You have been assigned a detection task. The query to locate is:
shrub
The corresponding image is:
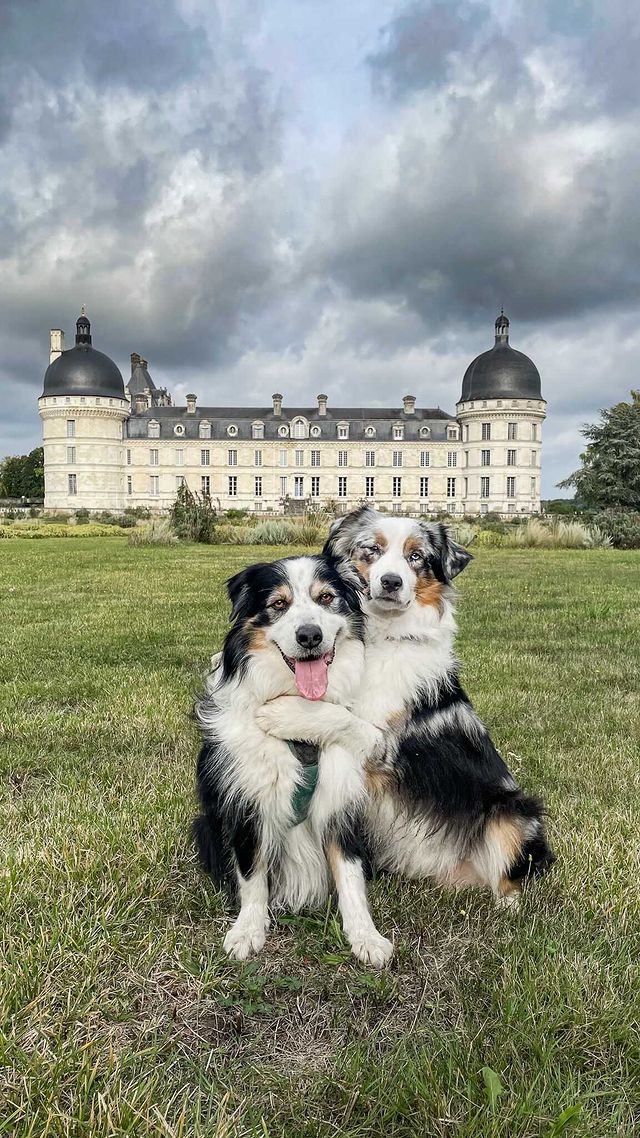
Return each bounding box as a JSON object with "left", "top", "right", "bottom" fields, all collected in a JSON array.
[
  {"left": 296, "top": 522, "right": 325, "bottom": 546},
  {"left": 42, "top": 513, "right": 70, "bottom": 524},
  {"left": 128, "top": 520, "right": 177, "bottom": 546},
  {"left": 215, "top": 524, "right": 250, "bottom": 545},
  {"left": 0, "top": 524, "right": 127, "bottom": 539},
  {"left": 223, "top": 508, "right": 249, "bottom": 524},
  {"left": 591, "top": 510, "right": 640, "bottom": 549},
  {"left": 504, "top": 518, "right": 611, "bottom": 549},
  {"left": 450, "top": 522, "right": 477, "bottom": 547},
  {"left": 170, "top": 484, "right": 216, "bottom": 543},
  {"left": 245, "top": 520, "right": 298, "bottom": 545},
  {"left": 124, "top": 505, "right": 151, "bottom": 519},
  {"left": 474, "top": 529, "right": 507, "bottom": 548},
  {"left": 75, "top": 508, "right": 90, "bottom": 525},
  {"left": 116, "top": 514, "right": 137, "bottom": 528}
]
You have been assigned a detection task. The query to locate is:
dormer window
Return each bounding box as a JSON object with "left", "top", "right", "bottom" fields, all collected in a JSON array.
[
  {"left": 337, "top": 422, "right": 349, "bottom": 440},
  {"left": 419, "top": 426, "right": 430, "bottom": 439},
  {"left": 291, "top": 417, "right": 308, "bottom": 440},
  {"left": 252, "top": 421, "right": 264, "bottom": 439},
  {"left": 365, "top": 425, "right": 376, "bottom": 438},
  {"left": 148, "top": 420, "right": 160, "bottom": 438},
  {"left": 199, "top": 420, "right": 212, "bottom": 439},
  {"left": 278, "top": 424, "right": 289, "bottom": 437},
  {"left": 174, "top": 423, "right": 185, "bottom": 437},
  {"left": 393, "top": 423, "right": 404, "bottom": 440},
  {"left": 227, "top": 424, "right": 238, "bottom": 437},
  {"left": 310, "top": 424, "right": 321, "bottom": 438},
  {"left": 447, "top": 426, "right": 459, "bottom": 441}
]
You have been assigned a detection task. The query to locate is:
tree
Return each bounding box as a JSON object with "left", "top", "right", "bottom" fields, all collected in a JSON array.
[
  {"left": 0, "top": 447, "right": 44, "bottom": 499},
  {"left": 558, "top": 391, "right": 640, "bottom": 510}
]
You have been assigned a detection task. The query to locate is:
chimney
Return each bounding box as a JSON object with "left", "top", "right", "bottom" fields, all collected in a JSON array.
[
  {"left": 141, "top": 359, "right": 148, "bottom": 369},
  {"left": 50, "top": 329, "right": 65, "bottom": 364},
  {"left": 272, "top": 393, "right": 283, "bottom": 417},
  {"left": 317, "top": 393, "right": 328, "bottom": 417},
  {"left": 186, "top": 393, "right": 197, "bottom": 414},
  {"left": 135, "top": 393, "right": 147, "bottom": 414},
  {"left": 130, "top": 352, "right": 141, "bottom": 374},
  {"left": 402, "top": 394, "right": 416, "bottom": 415}
]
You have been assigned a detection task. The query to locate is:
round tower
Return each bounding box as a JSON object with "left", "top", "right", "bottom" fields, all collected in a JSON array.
[
  {"left": 456, "top": 311, "right": 546, "bottom": 516},
  {"left": 38, "top": 309, "right": 130, "bottom": 514}
]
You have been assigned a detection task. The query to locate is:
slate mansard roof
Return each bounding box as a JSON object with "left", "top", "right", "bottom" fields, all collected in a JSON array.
[{"left": 125, "top": 405, "right": 457, "bottom": 442}]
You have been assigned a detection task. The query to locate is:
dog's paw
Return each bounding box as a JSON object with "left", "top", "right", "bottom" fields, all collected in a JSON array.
[
  {"left": 223, "top": 921, "right": 267, "bottom": 960},
  {"left": 350, "top": 930, "right": 394, "bottom": 968},
  {"left": 255, "top": 697, "right": 306, "bottom": 739},
  {"left": 495, "top": 891, "right": 521, "bottom": 911}
]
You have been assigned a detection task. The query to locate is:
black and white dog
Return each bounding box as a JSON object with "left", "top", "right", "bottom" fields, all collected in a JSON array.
[
  {"left": 257, "top": 507, "right": 555, "bottom": 905},
  {"left": 193, "top": 553, "right": 393, "bottom": 965}
]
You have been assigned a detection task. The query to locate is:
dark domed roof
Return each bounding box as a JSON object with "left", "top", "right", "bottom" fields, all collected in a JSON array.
[
  {"left": 42, "top": 310, "right": 125, "bottom": 400},
  {"left": 460, "top": 312, "right": 542, "bottom": 402}
]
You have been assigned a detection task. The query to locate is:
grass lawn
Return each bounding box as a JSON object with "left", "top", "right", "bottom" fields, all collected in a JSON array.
[{"left": 1, "top": 539, "right": 638, "bottom": 1138}]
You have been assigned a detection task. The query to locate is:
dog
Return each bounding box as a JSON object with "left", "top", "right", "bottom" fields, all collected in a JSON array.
[
  {"left": 192, "top": 553, "right": 394, "bottom": 965},
  {"left": 256, "top": 507, "right": 555, "bottom": 905}
]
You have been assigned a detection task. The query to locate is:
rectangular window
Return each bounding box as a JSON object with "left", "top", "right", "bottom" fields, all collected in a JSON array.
[
  {"left": 507, "top": 449, "right": 516, "bottom": 466},
  {"left": 280, "top": 475, "right": 288, "bottom": 497},
  {"left": 338, "top": 450, "right": 348, "bottom": 467},
  {"left": 227, "top": 449, "right": 237, "bottom": 466},
  {"left": 365, "top": 476, "right": 375, "bottom": 498},
  {"left": 393, "top": 426, "right": 404, "bottom": 440},
  {"left": 480, "top": 502, "right": 488, "bottom": 514},
  {"left": 279, "top": 449, "right": 288, "bottom": 467},
  {"left": 365, "top": 450, "right": 376, "bottom": 467},
  {"left": 447, "top": 477, "right": 456, "bottom": 498},
  {"left": 310, "top": 476, "right": 320, "bottom": 498},
  {"left": 506, "top": 476, "right": 516, "bottom": 499},
  {"left": 66, "top": 419, "right": 75, "bottom": 438},
  {"left": 67, "top": 446, "right": 76, "bottom": 464},
  {"left": 392, "top": 476, "right": 402, "bottom": 498},
  {"left": 294, "top": 476, "right": 304, "bottom": 498},
  {"left": 254, "top": 476, "right": 262, "bottom": 497},
  {"left": 392, "top": 450, "right": 403, "bottom": 467},
  {"left": 447, "top": 451, "right": 457, "bottom": 467},
  {"left": 295, "top": 449, "right": 304, "bottom": 467},
  {"left": 508, "top": 422, "right": 518, "bottom": 440},
  {"left": 420, "top": 476, "right": 429, "bottom": 498},
  {"left": 68, "top": 473, "right": 77, "bottom": 495},
  {"left": 311, "top": 450, "right": 320, "bottom": 467},
  {"left": 201, "top": 449, "right": 210, "bottom": 466},
  {"left": 464, "top": 476, "right": 468, "bottom": 497},
  {"left": 481, "top": 449, "right": 491, "bottom": 466},
  {"left": 420, "top": 451, "right": 430, "bottom": 467},
  {"left": 149, "top": 448, "right": 159, "bottom": 466},
  {"left": 338, "top": 476, "right": 347, "bottom": 498},
  {"left": 201, "top": 475, "right": 210, "bottom": 496},
  {"left": 254, "top": 449, "right": 262, "bottom": 467},
  {"left": 126, "top": 448, "right": 132, "bottom": 465},
  {"left": 337, "top": 425, "right": 349, "bottom": 439},
  {"left": 252, "top": 423, "right": 264, "bottom": 439},
  {"left": 481, "top": 476, "right": 490, "bottom": 498},
  {"left": 481, "top": 422, "right": 491, "bottom": 441},
  {"left": 531, "top": 477, "right": 536, "bottom": 497},
  {"left": 227, "top": 476, "right": 237, "bottom": 497},
  {"left": 150, "top": 475, "right": 159, "bottom": 496},
  {"left": 127, "top": 475, "right": 132, "bottom": 495},
  {"left": 176, "top": 475, "right": 185, "bottom": 490},
  {"left": 532, "top": 424, "right": 538, "bottom": 441},
  {"left": 531, "top": 450, "right": 537, "bottom": 466},
  {"left": 175, "top": 449, "right": 184, "bottom": 466}
]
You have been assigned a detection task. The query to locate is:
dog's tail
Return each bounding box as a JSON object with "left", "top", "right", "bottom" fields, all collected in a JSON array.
[{"left": 191, "top": 813, "right": 230, "bottom": 889}]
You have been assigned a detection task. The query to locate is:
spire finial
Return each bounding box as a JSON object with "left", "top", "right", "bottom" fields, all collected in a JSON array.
[
  {"left": 76, "top": 306, "right": 92, "bottom": 345},
  {"left": 495, "top": 308, "right": 509, "bottom": 344},
  {"left": 80, "top": 303, "right": 87, "bottom": 317}
]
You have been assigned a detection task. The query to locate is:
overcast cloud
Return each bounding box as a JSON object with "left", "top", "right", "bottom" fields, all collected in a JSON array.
[{"left": 1, "top": 0, "right": 639, "bottom": 495}]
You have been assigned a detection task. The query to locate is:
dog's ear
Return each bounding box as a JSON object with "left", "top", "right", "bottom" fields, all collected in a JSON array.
[
  {"left": 422, "top": 522, "right": 473, "bottom": 584},
  {"left": 226, "top": 564, "right": 268, "bottom": 622},
  {"left": 323, "top": 505, "right": 377, "bottom": 559}
]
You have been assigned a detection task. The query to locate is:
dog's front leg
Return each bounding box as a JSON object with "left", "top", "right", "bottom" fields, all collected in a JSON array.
[
  {"left": 256, "top": 697, "right": 385, "bottom": 763},
  {"left": 223, "top": 817, "right": 270, "bottom": 961},
  {"left": 326, "top": 840, "right": 394, "bottom": 968}
]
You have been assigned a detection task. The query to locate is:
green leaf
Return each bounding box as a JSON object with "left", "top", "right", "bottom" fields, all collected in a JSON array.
[
  {"left": 481, "top": 1067, "right": 504, "bottom": 1110},
  {"left": 545, "top": 1104, "right": 583, "bottom": 1137}
]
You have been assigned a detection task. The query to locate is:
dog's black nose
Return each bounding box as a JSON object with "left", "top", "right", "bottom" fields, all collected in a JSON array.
[
  {"left": 380, "top": 573, "right": 403, "bottom": 593},
  {"left": 295, "top": 623, "right": 323, "bottom": 649}
]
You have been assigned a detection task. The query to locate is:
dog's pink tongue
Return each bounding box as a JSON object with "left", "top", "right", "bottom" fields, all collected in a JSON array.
[{"left": 294, "top": 657, "right": 329, "bottom": 700}]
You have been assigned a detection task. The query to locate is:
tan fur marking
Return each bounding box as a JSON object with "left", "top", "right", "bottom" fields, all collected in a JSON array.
[
  {"left": 445, "top": 860, "right": 483, "bottom": 889},
  {"left": 497, "top": 875, "right": 523, "bottom": 898},
  {"left": 246, "top": 626, "right": 267, "bottom": 652},
  {"left": 364, "top": 763, "right": 395, "bottom": 797},
  {"left": 310, "top": 578, "right": 334, "bottom": 600},
  {"left": 373, "top": 531, "right": 388, "bottom": 551},
  {"left": 268, "top": 584, "right": 293, "bottom": 606},
  {"left": 415, "top": 575, "right": 444, "bottom": 609},
  {"left": 403, "top": 534, "right": 423, "bottom": 557},
  {"left": 486, "top": 816, "right": 524, "bottom": 867},
  {"left": 326, "top": 841, "right": 341, "bottom": 880},
  {"left": 386, "top": 708, "right": 408, "bottom": 730},
  {"left": 352, "top": 559, "right": 371, "bottom": 581}
]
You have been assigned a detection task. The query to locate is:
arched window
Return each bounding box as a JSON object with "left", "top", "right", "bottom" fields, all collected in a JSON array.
[
  {"left": 199, "top": 420, "right": 212, "bottom": 439},
  {"left": 252, "top": 421, "right": 264, "bottom": 439},
  {"left": 291, "top": 417, "right": 308, "bottom": 439},
  {"left": 148, "top": 420, "right": 160, "bottom": 438}
]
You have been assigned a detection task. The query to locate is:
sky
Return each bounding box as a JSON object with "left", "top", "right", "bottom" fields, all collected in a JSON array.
[{"left": 1, "top": 0, "right": 639, "bottom": 496}]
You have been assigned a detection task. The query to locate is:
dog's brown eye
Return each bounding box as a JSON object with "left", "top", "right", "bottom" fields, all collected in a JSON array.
[
  {"left": 271, "top": 597, "right": 289, "bottom": 611},
  {"left": 317, "top": 592, "right": 335, "bottom": 606}
]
